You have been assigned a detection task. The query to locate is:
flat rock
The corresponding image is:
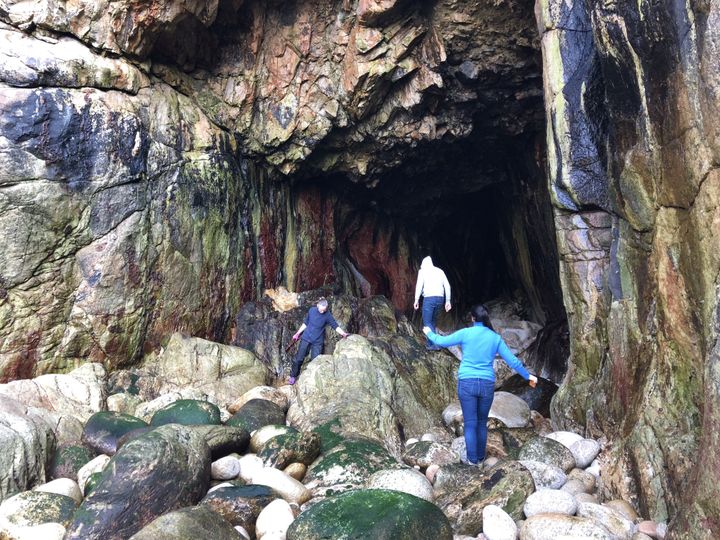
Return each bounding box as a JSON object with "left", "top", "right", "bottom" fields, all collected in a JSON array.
[
  {"left": 523, "top": 488, "right": 577, "bottom": 517},
  {"left": 489, "top": 392, "right": 531, "bottom": 428},
  {"left": 520, "top": 514, "right": 614, "bottom": 539},
  {"left": 518, "top": 436, "right": 576, "bottom": 472}
]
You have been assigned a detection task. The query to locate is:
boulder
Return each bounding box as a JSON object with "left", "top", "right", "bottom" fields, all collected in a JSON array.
[
  {"left": 150, "top": 399, "right": 221, "bottom": 426},
  {"left": 250, "top": 425, "right": 299, "bottom": 453},
  {"left": 402, "top": 441, "right": 460, "bottom": 468},
  {"left": 250, "top": 467, "right": 311, "bottom": 505},
  {"left": 255, "top": 498, "right": 295, "bottom": 540},
  {"left": 107, "top": 393, "right": 143, "bottom": 416},
  {"left": 82, "top": 411, "right": 148, "bottom": 455},
  {"left": 190, "top": 425, "right": 251, "bottom": 460},
  {"left": 482, "top": 504, "right": 518, "bottom": 540},
  {"left": 258, "top": 431, "right": 321, "bottom": 469},
  {"left": 227, "top": 399, "right": 286, "bottom": 433},
  {"left": 488, "top": 392, "right": 531, "bottom": 428},
  {"left": 498, "top": 427, "right": 538, "bottom": 459},
  {"left": 544, "top": 431, "right": 584, "bottom": 450},
  {"left": 0, "top": 491, "right": 77, "bottom": 537},
  {"left": 496, "top": 375, "right": 558, "bottom": 417},
  {"left": 34, "top": 478, "right": 83, "bottom": 504},
  {"left": 519, "top": 460, "right": 567, "bottom": 490},
  {"left": 200, "top": 484, "right": 276, "bottom": 534},
  {"left": 129, "top": 505, "right": 241, "bottom": 540},
  {"left": 519, "top": 514, "right": 614, "bottom": 540},
  {"left": 65, "top": 425, "right": 211, "bottom": 539},
  {"left": 576, "top": 501, "right": 636, "bottom": 538},
  {"left": 134, "top": 390, "right": 218, "bottom": 423},
  {"left": 83, "top": 472, "right": 103, "bottom": 497},
  {"left": 523, "top": 488, "right": 577, "bottom": 517},
  {"left": 366, "top": 468, "right": 434, "bottom": 502},
  {"left": 0, "top": 395, "right": 56, "bottom": 500},
  {"left": 77, "top": 455, "right": 110, "bottom": 493},
  {"left": 230, "top": 386, "right": 290, "bottom": 414},
  {"left": 518, "top": 437, "right": 576, "bottom": 473},
  {"left": 435, "top": 461, "right": 535, "bottom": 536},
  {"left": 286, "top": 489, "right": 452, "bottom": 540}
]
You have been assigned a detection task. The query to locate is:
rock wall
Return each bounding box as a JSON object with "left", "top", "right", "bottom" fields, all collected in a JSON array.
[{"left": 538, "top": 0, "right": 720, "bottom": 536}]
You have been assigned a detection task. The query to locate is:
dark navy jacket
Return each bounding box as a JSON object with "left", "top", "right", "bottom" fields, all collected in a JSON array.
[{"left": 302, "top": 306, "right": 339, "bottom": 344}]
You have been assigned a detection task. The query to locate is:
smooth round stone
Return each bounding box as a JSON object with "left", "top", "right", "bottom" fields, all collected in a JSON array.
[
  {"left": 82, "top": 411, "right": 148, "bottom": 456},
  {"left": 50, "top": 445, "right": 94, "bottom": 482},
  {"left": 367, "top": 468, "right": 434, "bottom": 502},
  {"left": 576, "top": 501, "right": 635, "bottom": 538},
  {"left": 518, "top": 437, "right": 576, "bottom": 472},
  {"left": 421, "top": 433, "right": 437, "bottom": 442},
  {"left": 229, "top": 386, "right": 290, "bottom": 414},
  {"left": 425, "top": 464, "right": 440, "bottom": 484},
  {"left": 403, "top": 441, "right": 460, "bottom": 468},
  {"left": 561, "top": 478, "right": 590, "bottom": 495},
  {"left": 34, "top": 479, "right": 82, "bottom": 504},
  {"left": 483, "top": 504, "right": 518, "bottom": 540},
  {"left": 235, "top": 525, "right": 251, "bottom": 540},
  {"left": 211, "top": 455, "right": 241, "bottom": 480},
  {"left": 107, "top": 392, "right": 143, "bottom": 415},
  {"left": 129, "top": 505, "right": 240, "bottom": 540},
  {"left": 523, "top": 489, "right": 577, "bottom": 518},
  {"left": 442, "top": 402, "right": 463, "bottom": 427},
  {"left": 605, "top": 500, "right": 638, "bottom": 522},
  {"left": 286, "top": 489, "right": 452, "bottom": 540},
  {"left": 259, "top": 431, "right": 321, "bottom": 469},
  {"left": 569, "top": 439, "right": 601, "bottom": 468},
  {"left": 0, "top": 490, "right": 77, "bottom": 528},
  {"left": 520, "top": 514, "right": 614, "bottom": 539},
  {"left": 250, "top": 425, "right": 298, "bottom": 453},
  {"left": 489, "top": 391, "right": 531, "bottom": 428},
  {"left": 633, "top": 533, "right": 654, "bottom": 540},
  {"left": 238, "top": 454, "right": 265, "bottom": 483},
  {"left": 77, "top": 455, "right": 110, "bottom": 492},
  {"left": 519, "top": 460, "right": 567, "bottom": 489},
  {"left": 256, "top": 498, "right": 294, "bottom": 539},
  {"left": 545, "top": 431, "right": 584, "bottom": 449},
  {"left": 284, "top": 463, "right": 307, "bottom": 481},
  {"left": 567, "top": 468, "right": 596, "bottom": 493},
  {"left": 251, "top": 467, "right": 311, "bottom": 505},
  {"left": 150, "top": 399, "right": 221, "bottom": 426},
  {"left": 575, "top": 493, "right": 599, "bottom": 504},
  {"left": 227, "top": 399, "right": 286, "bottom": 433},
  {"left": 405, "top": 438, "right": 420, "bottom": 447},
  {"left": 200, "top": 484, "right": 275, "bottom": 533},
  {"left": 586, "top": 459, "right": 601, "bottom": 478},
  {"left": 637, "top": 520, "right": 659, "bottom": 537}
]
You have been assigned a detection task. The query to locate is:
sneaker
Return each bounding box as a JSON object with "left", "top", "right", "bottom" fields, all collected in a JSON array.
[{"left": 288, "top": 376, "right": 296, "bottom": 385}]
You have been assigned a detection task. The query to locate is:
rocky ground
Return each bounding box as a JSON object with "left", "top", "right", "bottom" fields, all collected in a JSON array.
[{"left": 0, "top": 295, "right": 666, "bottom": 540}]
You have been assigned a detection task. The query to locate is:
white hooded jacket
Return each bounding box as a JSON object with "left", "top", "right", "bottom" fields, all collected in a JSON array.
[{"left": 414, "top": 257, "right": 451, "bottom": 304}]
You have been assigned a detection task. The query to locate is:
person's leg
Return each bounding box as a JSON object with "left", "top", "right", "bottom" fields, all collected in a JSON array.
[
  {"left": 476, "top": 379, "right": 496, "bottom": 462},
  {"left": 290, "top": 340, "right": 311, "bottom": 378},
  {"left": 309, "top": 340, "right": 323, "bottom": 361},
  {"left": 423, "top": 296, "right": 442, "bottom": 348},
  {"left": 457, "top": 378, "right": 480, "bottom": 464}
]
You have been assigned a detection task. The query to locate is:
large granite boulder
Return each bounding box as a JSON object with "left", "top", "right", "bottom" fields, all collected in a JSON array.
[
  {"left": 150, "top": 399, "right": 222, "bottom": 427},
  {"left": 227, "top": 399, "right": 286, "bottom": 433},
  {"left": 81, "top": 411, "right": 148, "bottom": 455},
  {"left": 0, "top": 490, "right": 77, "bottom": 537},
  {"left": 190, "top": 425, "right": 251, "bottom": 460},
  {"left": 129, "top": 505, "right": 241, "bottom": 540},
  {"left": 64, "top": 424, "right": 211, "bottom": 539},
  {"left": 258, "top": 431, "right": 321, "bottom": 469},
  {"left": 200, "top": 484, "right": 276, "bottom": 534}
]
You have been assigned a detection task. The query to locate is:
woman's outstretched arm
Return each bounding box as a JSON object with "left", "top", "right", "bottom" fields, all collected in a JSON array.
[{"left": 423, "top": 327, "right": 465, "bottom": 347}]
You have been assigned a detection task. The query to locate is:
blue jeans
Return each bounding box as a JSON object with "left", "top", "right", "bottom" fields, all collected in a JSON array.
[
  {"left": 422, "top": 296, "right": 444, "bottom": 347},
  {"left": 291, "top": 340, "right": 323, "bottom": 378},
  {"left": 458, "top": 378, "right": 495, "bottom": 463}
]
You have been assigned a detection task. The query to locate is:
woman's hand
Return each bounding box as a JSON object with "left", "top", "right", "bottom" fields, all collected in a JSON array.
[
  {"left": 528, "top": 374, "right": 538, "bottom": 388},
  {"left": 445, "top": 302, "right": 451, "bottom": 312},
  {"left": 422, "top": 326, "right": 432, "bottom": 335}
]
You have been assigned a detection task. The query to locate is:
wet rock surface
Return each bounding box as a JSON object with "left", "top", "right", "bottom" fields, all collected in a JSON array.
[{"left": 82, "top": 412, "right": 148, "bottom": 455}]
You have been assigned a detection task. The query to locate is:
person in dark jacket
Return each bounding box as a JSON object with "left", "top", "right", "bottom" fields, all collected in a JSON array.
[
  {"left": 424, "top": 304, "right": 537, "bottom": 465},
  {"left": 289, "top": 298, "right": 349, "bottom": 384}
]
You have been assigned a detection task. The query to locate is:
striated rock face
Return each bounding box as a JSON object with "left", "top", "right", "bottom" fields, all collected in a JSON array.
[{"left": 538, "top": 0, "right": 720, "bottom": 535}]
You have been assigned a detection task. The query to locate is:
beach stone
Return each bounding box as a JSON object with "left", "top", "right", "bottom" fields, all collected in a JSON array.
[
  {"left": 107, "top": 393, "right": 143, "bottom": 415},
  {"left": 575, "top": 492, "right": 600, "bottom": 504},
  {"left": 637, "top": 520, "right": 660, "bottom": 538},
  {"left": 129, "top": 505, "right": 240, "bottom": 540},
  {"left": 402, "top": 441, "right": 460, "bottom": 468},
  {"left": 50, "top": 444, "right": 94, "bottom": 482},
  {"left": 250, "top": 425, "right": 299, "bottom": 453},
  {"left": 518, "top": 437, "right": 576, "bottom": 472},
  {"left": 34, "top": 478, "right": 83, "bottom": 504},
  {"left": 77, "top": 454, "right": 110, "bottom": 492},
  {"left": 191, "top": 425, "right": 251, "bottom": 459},
  {"left": 561, "top": 478, "right": 590, "bottom": 495},
  {"left": 228, "top": 399, "right": 286, "bottom": 433},
  {"left": 545, "top": 431, "right": 584, "bottom": 450},
  {"left": 259, "top": 431, "right": 321, "bottom": 469},
  {"left": 576, "top": 501, "right": 635, "bottom": 538},
  {"left": 482, "top": 504, "right": 518, "bottom": 540},
  {"left": 567, "top": 468, "right": 596, "bottom": 493},
  {"left": 230, "top": 386, "right": 289, "bottom": 414},
  {"left": 367, "top": 468, "right": 435, "bottom": 502},
  {"left": 200, "top": 484, "right": 276, "bottom": 534},
  {"left": 256, "top": 498, "right": 295, "bottom": 540},
  {"left": 65, "top": 425, "right": 211, "bottom": 539},
  {"left": 251, "top": 467, "right": 311, "bottom": 505},
  {"left": 238, "top": 454, "right": 265, "bottom": 483},
  {"left": 523, "top": 489, "right": 577, "bottom": 517},
  {"left": 605, "top": 500, "right": 639, "bottom": 522},
  {"left": 569, "top": 439, "right": 601, "bottom": 468},
  {"left": 519, "top": 460, "right": 566, "bottom": 489},
  {"left": 285, "top": 463, "right": 307, "bottom": 481},
  {"left": 211, "top": 455, "right": 241, "bottom": 480},
  {"left": 425, "top": 464, "right": 440, "bottom": 484},
  {"left": 150, "top": 399, "right": 221, "bottom": 426},
  {"left": 286, "top": 489, "right": 452, "bottom": 540},
  {"left": 519, "top": 514, "right": 613, "bottom": 539},
  {"left": 489, "top": 392, "right": 531, "bottom": 428},
  {"left": 0, "top": 490, "right": 77, "bottom": 531},
  {"left": 82, "top": 411, "right": 148, "bottom": 455}
]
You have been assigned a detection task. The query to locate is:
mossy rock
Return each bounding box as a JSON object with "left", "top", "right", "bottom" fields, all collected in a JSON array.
[
  {"left": 199, "top": 484, "right": 276, "bottom": 533},
  {"left": 312, "top": 419, "right": 345, "bottom": 453},
  {"left": 258, "top": 431, "right": 321, "bottom": 469},
  {"left": 191, "top": 425, "right": 251, "bottom": 459},
  {"left": 304, "top": 438, "right": 400, "bottom": 498},
  {"left": 130, "top": 505, "right": 240, "bottom": 540},
  {"left": 82, "top": 411, "right": 148, "bottom": 455},
  {"left": 518, "top": 436, "right": 576, "bottom": 472},
  {"left": 0, "top": 490, "right": 77, "bottom": 527},
  {"left": 402, "top": 440, "right": 459, "bottom": 468},
  {"left": 51, "top": 444, "right": 95, "bottom": 482},
  {"left": 226, "top": 399, "right": 285, "bottom": 432},
  {"left": 286, "top": 489, "right": 452, "bottom": 540},
  {"left": 84, "top": 471, "right": 103, "bottom": 496},
  {"left": 498, "top": 427, "right": 539, "bottom": 459},
  {"left": 150, "top": 399, "right": 221, "bottom": 427}
]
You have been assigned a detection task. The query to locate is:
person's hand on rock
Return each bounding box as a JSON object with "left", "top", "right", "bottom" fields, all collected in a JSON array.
[{"left": 422, "top": 326, "right": 432, "bottom": 335}]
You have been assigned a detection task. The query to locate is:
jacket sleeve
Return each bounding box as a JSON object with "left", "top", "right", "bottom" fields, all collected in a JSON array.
[
  {"left": 441, "top": 271, "right": 451, "bottom": 303},
  {"left": 414, "top": 270, "right": 424, "bottom": 304},
  {"left": 497, "top": 338, "right": 530, "bottom": 379},
  {"left": 426, "top": 328, "right": 465, "bottom": 347}
]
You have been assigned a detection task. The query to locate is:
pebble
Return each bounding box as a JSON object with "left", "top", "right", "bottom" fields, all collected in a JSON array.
[
  {"left": 519, "top": 460, "right": 566, "bottom": 489},
  {"left": 420, "top": 433, "right": 437, "bottom": 442},
  {"left": 284, "top": 462, "right": 307, "bottom": 481},
  {"left": 523, "top": 488, "right": 577, "bottom": 517},
  {"left": 545, "top": 431, "right": 584, "bottom": 449},
  {"left": 255, "top": 498, "right": 294, "bottom": 539},
  {"left": 561, "top": 478, "right": 590, "bottom": 495},
  {"left": 251, "top": 467, "right": 311, "bottom": 505},
  {"left": 605, "top": 499, "right": 638, "bottom": 522},
  {"left": 33, "top": 478, "right": 82, "bottom": 504},
  {"left": 238, "top": 454, "right": 264, "bottom": 483},
  {"left": 367, "top": 468, "right": 434, "bottom": 502},
  {"left": 77, "top": 455, "right": 110, "bottom": 492},
  {"left": 210, "top": 455, "right": 241, "bottom": 480},
  {"left": 569, "top": 438, "right": 601, "bottom": 468},
  {"left": 482, "top": 504, "right": 518, "bottom": 540},
  {"left": 425, "top": 464, "right": 440, "bottom": 484},
  {"left": 576, "top": 501, "right": 635, "bottom": 538},
  {"left": 567, "top": 468, "right": 596, "bottom": 492},
  {"left": 405, "top": 438, "right": 419, "bottom": 447}
]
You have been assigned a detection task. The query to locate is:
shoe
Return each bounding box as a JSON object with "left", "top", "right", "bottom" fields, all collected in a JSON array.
[{"left": 288, "top": 377, "right": 296, "bottom": 385}]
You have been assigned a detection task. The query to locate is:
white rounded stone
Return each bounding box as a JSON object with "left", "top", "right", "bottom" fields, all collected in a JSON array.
[
  {"left": 545, "top": 431, "right": 584, "bottom": 450},
  {"left": 576, "top": 501, "right": 635, "bottom": 539},
  {"left": 569, "top": 439, "right": 600, "bottom": 468},
  {"left": 488, "top": 392, "right": 530, "bottom": 428},
  {"left": 77, "top": 455, "right": 110, "bottom": 492},
  {"left": 234, "top": 525, "right": 251, "bottom": 540},
  {"left": 405, "top": 438, "right": 419, "bottom": 447},
  {"left": 255, "top": 498, "right": 294, "bottom": 539},
  {"left": 519, "top": 460, "right": 567, "bottom": 489},
  {"left": 420, "top": 433, "right": 437, "bottom": 442},
  {"left": 523, "top": 488, "right": 577, "bottom": 518},
  {"left": 238, "top": 454, "right": 264, "bottom": 483},
  {"left": 367, "top": 468, "right": 434, "bottom": 502},
  {"left": 483, "top": 504, "right": 518, "bottom": 540},
  {"left": 252, "top": 467, "right": 311, "bottom": 505},
  {"left": 34, "top": 478, "right": 82, "bottom": 504},
  {"left": 211, "top": 455, "right": 241, "bottom": 480}
]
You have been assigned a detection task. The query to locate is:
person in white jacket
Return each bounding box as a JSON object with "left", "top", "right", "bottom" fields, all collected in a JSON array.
[{"left": 414, "top": 256, "right": 452, "bottom": 350}]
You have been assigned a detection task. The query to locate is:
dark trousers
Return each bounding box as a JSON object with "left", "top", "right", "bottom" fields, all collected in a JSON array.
[
  {"left": 458, "top": 378, "right": 495, "bottom": 463},
  {"left": 422, "top": 295, "right": 444, "bottom": 347},
  {"left": 291, "top": 339, "right": 323, "bottom": 378}
]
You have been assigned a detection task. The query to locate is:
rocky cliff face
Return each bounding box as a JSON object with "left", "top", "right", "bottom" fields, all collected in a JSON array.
[{"left": 539, "top": 0, "right": 720, "bottom": 536}]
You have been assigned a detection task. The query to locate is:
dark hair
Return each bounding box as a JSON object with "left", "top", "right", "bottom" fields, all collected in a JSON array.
[{"left": 470, "top": 304, "right": 495, "bottom": 331}]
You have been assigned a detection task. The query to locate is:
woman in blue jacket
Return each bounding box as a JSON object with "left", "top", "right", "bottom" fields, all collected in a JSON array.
[{"left": 424, "top": 304, "right": 537, "bottom": 466}]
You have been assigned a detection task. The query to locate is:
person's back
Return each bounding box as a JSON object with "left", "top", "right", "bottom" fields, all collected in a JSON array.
[{"left": 455, "top": 325, "right": 505, "bottom": 381}]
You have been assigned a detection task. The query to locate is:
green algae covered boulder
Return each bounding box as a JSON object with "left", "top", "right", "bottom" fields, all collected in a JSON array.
[
  {"left": 82, "top": 411, "right": 148, "bottom": 455},
  {"left": 286, "top": 489, "right": 452, "bottom": 540},
  {"left": 129, "top": 505, "right": 240, "bottom": 540},
  {"left": 518, "top": 436, "right": 576, "bottom": 473},
  {"left": 258, "top": 431, "right": 321, "bottom": 468},
  {"left": 83, "top": 471, "right": 103, "bottom": 496},
  {"left": 227, "top": 398, "right": 285, "bottom": 433},
  {"left": 51, "top": 444, "right": 95, "bottom": 482},
  {"left": 199, "top": 484, "right": 276, "bottom": 534},
  {"left": 150, "top": 399, "right": 221, "bottom": 427},
  {"left": 0, "top": 490, "right": 77, "bottom": 528}
]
